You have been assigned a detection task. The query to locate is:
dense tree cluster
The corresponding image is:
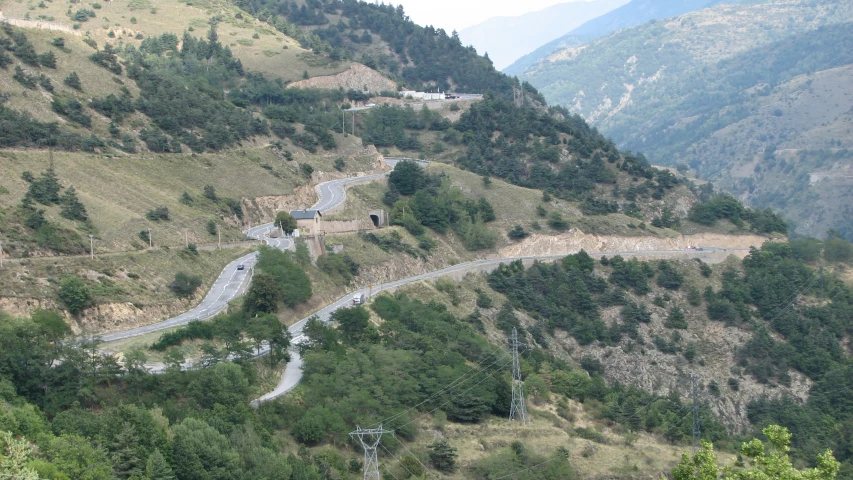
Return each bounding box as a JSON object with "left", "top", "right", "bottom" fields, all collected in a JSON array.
[
  {"left": 237, "top": 0, "right": 534, "bottom": 96},
  {"left": 360, "top": 104, "right": 448, "bottom": 149},
  {"left": 689, "top": 194, "right": 787, "bottom": 233},
  {"left": 243, "top": 246, "right": 312, "bottom": 314},
  {"left": 0, "top": 307, "right": 318, "bottom": 478},
  {"left": 386, "top": 160, "right": 498, "bottom": 250}
]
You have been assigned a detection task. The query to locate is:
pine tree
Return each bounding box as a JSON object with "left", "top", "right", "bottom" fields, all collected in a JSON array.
[
  {"left": 145, "top": 449, "right": 176, "bottom": 480},
  {"left": 38, "top": 50, "right": 56, "bottom": 68},
  {"left": 60, "top": 185, "right": 88, "bottom": 221},
  {"left": 64, "top": 71, "right": 82, "bottom": 91},
  {"left": 110, "top": 423, "right": 144, "bottom": 479},
  {"left": 428, "top": 440, "right": 458, "bottom": 473}
]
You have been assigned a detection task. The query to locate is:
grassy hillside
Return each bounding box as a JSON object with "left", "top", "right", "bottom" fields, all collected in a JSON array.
[
  {"left": 519, "top": 0, "right": 853, "bottom": 239},
  {"left": 0, "top": 0, "right": 347, "bottom": 81}
]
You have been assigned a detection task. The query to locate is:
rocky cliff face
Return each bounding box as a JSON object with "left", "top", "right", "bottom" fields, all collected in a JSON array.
[
  {"left": 0, "top": 295, "right": 201, "bottom": 335},
  {"left": 497, "top": 231, "right": 772, "bottom": 258}
]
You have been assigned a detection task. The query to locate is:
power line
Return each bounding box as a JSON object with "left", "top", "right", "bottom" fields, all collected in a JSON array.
[
  {"left": 371, "top": 348, "right": 507, "bottom": 428},
  {"left": 377, "top": 443, "right": 406, "bottom": 480},
  {"left": 394, "top": 353, "right": 518, "bottom": 431},
  {"left": 392, "top": 434, "right": 435, "bottom": 479}
]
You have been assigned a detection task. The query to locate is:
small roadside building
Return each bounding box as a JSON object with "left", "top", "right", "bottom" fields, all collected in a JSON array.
[{"left": 290, "top": 209, "right": 323, "bottom": 235}]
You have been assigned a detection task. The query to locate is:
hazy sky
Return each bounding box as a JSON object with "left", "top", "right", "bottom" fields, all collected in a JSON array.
[{"left": 392, "top": 0, "right": 588, "bottom": 32}]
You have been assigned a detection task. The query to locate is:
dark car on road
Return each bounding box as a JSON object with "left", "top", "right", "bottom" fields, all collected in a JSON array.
[{"left": 237, "top": 264, "right": 245, "bottom": 270}]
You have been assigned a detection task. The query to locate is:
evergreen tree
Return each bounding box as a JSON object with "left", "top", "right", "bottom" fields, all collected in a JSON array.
[
  {"left": 38, "top": 50, "right": 57, "bottom": 68},
  {"left": 110, "top": 423, "right": 144, "bottom": 479},
  {"left": 60, "top": 186, "right": 88, "bottom": 221},
  {"left": 63, "top": 71, "right": 82, "bottom": 91},
  {"left": 145, "top": 449, "right": 176, "bottom": 480},
  {"left": 428, "top": 440, "right": 458, "bottom": 472},
  {"left": 665, "top": 306, "right": 688, "bottom": 329},
  {"left": 26, "top": 167, "right": 62, "bottom": 205},
  {"left": 243, "top": 273, "right": 280, "bottom": 314}
]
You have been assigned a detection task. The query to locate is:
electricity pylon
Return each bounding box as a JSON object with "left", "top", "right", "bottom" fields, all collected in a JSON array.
[
  {"left": 509, "top": 328, "right": 527, "bottom": 425},
  {"left": 350, "top": 425, "right": 393, "bottom": 480}
]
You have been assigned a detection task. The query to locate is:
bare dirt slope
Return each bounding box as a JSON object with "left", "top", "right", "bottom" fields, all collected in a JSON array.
[{"left": 287, "top": 63, "right": 397, "bottom": 93}]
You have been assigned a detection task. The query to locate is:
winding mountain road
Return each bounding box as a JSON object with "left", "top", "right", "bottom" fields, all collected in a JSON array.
[
  {"left": 96, "top": 157, "right": 745, "bottom": 405},
  {"left": 101, "top": 161, "right": 402, "bottom": 343}
]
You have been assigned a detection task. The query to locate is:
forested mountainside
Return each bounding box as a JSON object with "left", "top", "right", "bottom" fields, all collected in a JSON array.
[
  {"left": 0, "top": 0, "right": 848, "bottom": 478},
  {"left": 519, "top": 0, "right": 853, "bottom": 240},
  {"left": 502, "top": 0, "right": 745, "bottom": 76},
  {"left": 1, "top": 240, "right": 851, "bottom": 479},
  {"left": 228, "top": 0, "right": 520, "bottom": 94}
]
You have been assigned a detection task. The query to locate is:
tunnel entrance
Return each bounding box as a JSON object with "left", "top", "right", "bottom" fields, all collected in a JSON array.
[{"left": 369, "top": 214, "right": 380, "bottom": 228}]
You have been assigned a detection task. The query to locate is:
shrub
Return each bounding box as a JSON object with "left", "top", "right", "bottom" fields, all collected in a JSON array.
[
  {"left": 170, "top": 272, "right": 202, "bottom": 298},
  {"left": 547, "top": 212, "right": 569, "bottom": 231},
  {"left": 203, "top": 185, "right": 217, "bottom": 201},
  {"left": 59, "top": 276, "right": 92, "bottom": 315},
  {"left": 316, "top": 253, "right": 359, "bottom": 285},
  {"left": 455, "top": 219, "right": 497, "bottom": 251},
  {"left": 507, "top": 225, "right": 529, "bottom": 240},
  {"left": 146, "top": 206, "right": 170, "bottom": 221}
]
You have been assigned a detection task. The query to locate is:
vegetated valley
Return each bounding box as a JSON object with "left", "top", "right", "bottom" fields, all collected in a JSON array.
[{"left": 0, "top": 0, "right": 849, "bottom": 479}]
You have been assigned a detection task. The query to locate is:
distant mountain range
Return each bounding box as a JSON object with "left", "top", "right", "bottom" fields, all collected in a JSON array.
[
  {"left": 518, "top": 0, "right": 853, "bottom": 239},
  {"left": 503, "top": 0, "right": 745, "bottom": 76},
  {"left": 458, "top": 0, "right": 628, "bottom": 71}
]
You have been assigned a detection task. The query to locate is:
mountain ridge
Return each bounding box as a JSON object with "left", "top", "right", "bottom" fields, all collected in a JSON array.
[
  {"left": 503, "top": 0, "right": 748, "bottom": 76},
  {"left": 458, "top": 0, "right": 628, "bottom": 71}
]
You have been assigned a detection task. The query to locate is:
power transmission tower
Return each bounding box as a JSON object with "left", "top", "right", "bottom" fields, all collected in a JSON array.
[
  {"left": 691, "top": 374, "right": 701, "bottom": 454},
  {"left": 350, "top": 425, "right": 393, "bottom": 480},
  {"left": 509, "top": 328, "right": 527, "bottom": 425}
]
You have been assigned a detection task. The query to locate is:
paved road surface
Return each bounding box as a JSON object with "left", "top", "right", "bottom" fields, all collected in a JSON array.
[{"left": 100, "top": 254, "right": 257, "bottom": 342}]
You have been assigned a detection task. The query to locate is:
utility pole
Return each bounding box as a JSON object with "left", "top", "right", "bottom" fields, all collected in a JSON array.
[
  {"left": 349, "top": 425, "right": 393, "bottom": 480},
  {"left": 88, "top": 235, "right": 94, "bottom": 259},
  {"left": 692, "top": 374, "right": 701, "bottom": 454},
  {"left": 217, "top": 224, "right": 221, "bottom": 250},
  {"left": 0, "top": 239, "right": 4, "bottom": 267},
  {"left": 185, "top": 229, "right": 189, "bottom": 248},
  {"left": 352, "top": 111, "right": 356, "bottom": 137},
  {"left": 148, "top": 228, "right": 152, "bottom": 248},
  {"left": 509, "top": 327, "right": 527, "bottom": 425}
]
